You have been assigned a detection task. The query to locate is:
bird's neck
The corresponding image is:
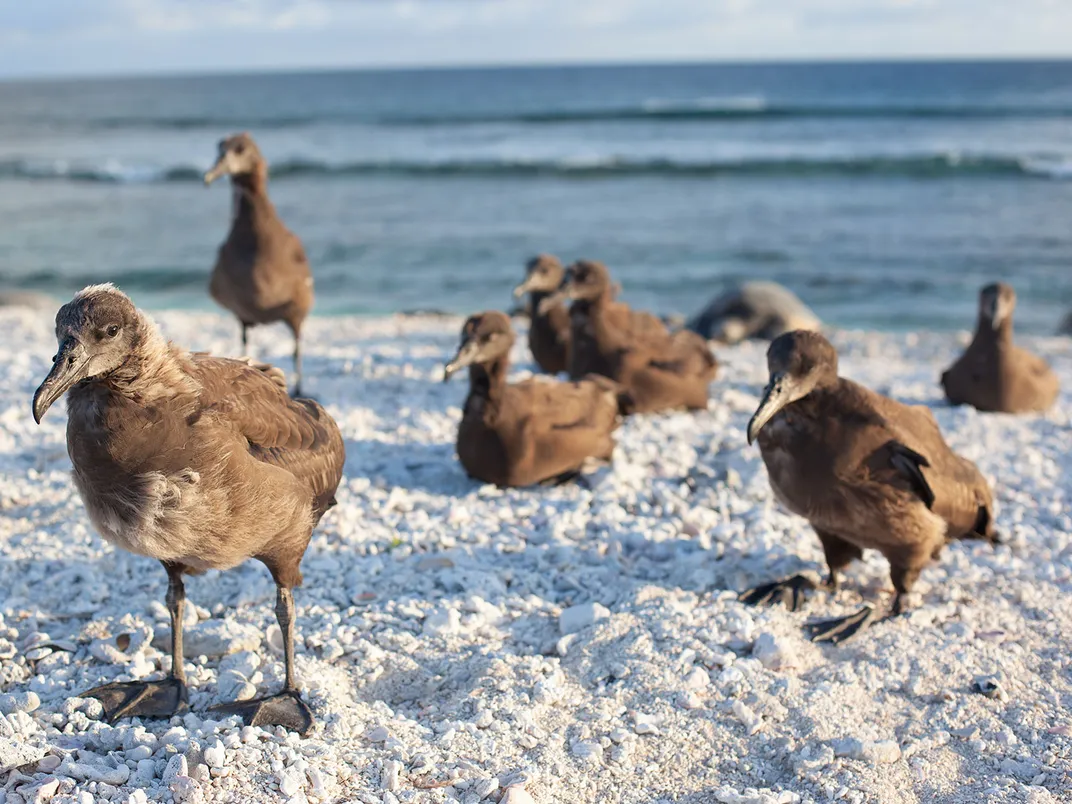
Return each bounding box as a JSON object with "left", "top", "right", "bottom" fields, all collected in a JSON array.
[
  {"left": 230, "top": 170, "right": 277, "bottom": 226},
  {"left": 529, "top": 290, "right": 555, "bottom": 316},
  {"left": 468, "top": 355, "right": 509, "bottom": 412},
  {"left": 98, "top": 325, "right": 199, "bottom": 404},
  {"left": 974, "top": 316, "right": 1011, "bottom": 346},
  {"left": 571, "top": 290, "right": 612, "bottom": 322}
]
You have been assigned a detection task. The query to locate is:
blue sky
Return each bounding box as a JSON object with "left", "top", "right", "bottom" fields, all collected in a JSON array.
[{"left": 1, "top": 0, "right": 1071, "bottom": 78}]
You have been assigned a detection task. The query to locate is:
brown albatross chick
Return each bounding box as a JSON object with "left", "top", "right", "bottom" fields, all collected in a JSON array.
[
  {"left": 32, "top": 285, "right": 344, "bottom": 734},
  {"left": 549, "top": 260, "right": 717, "bottom": 413},
  {"left": 512, "top": 254, "right": 571, "bottom": 375},
  {"left": 741, "top": 330, "right": 996, "bottom": 644},
  {"left": 444, "top": 311, "right": 620, "bottom": 487},
  {"left": 205, "top": 132, "right": 313, "bottom": 396},
  {"left": 941, "top": 282, "right": 1059, "bottom": 413}
]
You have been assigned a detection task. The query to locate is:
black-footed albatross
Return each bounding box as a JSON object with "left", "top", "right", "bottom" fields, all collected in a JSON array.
[
  {"left": 443, "top": 311, "right": 620, "bottom": 487},
  {"left": 741, "top": 330, "right": 996, "bottom": 644},
  {"left": 549, "top": 260, "right": 718, "bottom": 413},
  {"left": 941, "top": 282, "right": 1059, "bottom": 413},
  {"left": 205, "top": 132, "right": 313, "bottom": 396},
  {"left": 512, "top": 254, "right": 571, "bottom": 375},
  {"left": 32, "top": 284, "right": 345, "bottom": 734}
]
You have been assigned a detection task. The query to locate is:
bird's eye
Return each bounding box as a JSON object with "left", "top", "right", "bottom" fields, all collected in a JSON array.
[
  {"left": 233, "top": 143, "right": 246, "bottom": 155},
  {"left": 106, "top": 325, "right": 120, "bottom": 338}
]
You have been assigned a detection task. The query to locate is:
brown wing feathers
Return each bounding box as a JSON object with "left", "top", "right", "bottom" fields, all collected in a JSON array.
[{"left": 191, "top": 354, "right": 345, "bottom": 520}]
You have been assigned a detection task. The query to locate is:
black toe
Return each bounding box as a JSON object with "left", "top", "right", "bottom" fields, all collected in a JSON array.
[
  {"left": 210, "top": 689, "right": 314, "bottom": 736},
  {"left": 739, "top": 574, "right": 817, "bottom": 612},
  {"left": 82, "top": 677, "right": 188, "bottom": 723},
  {"left": 805, "top": 604, "right": 878, "bottom": 645}
]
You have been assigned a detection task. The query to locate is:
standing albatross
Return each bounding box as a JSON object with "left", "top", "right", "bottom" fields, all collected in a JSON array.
[
  {"left": 32, "top": 285, "right": 344, "bottom": 734},
  {"left": 941, "top": 282, "right": 1059, "bottom": 413},
  {"left": 205, "top": 132, "right": 313, "bottom": 396},
  {"left": 741, "top": 330, "right": 996, "bottom": 644}
]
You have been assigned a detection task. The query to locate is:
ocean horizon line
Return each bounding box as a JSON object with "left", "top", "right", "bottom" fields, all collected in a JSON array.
[{"left": 4, "top": 54, "right": 1072, "bottom": 85}]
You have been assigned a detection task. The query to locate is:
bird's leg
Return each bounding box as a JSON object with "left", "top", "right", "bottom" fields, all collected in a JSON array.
[
  {"left": 740, "top": 529, "right": 855, "bottom": 613},
  {"left": 887, "top": 563, "right": 921, "bottom": 619},
  {"left": 806, "top": 560, "right": 919, "bottom": 645},
  {"left": 209, "top": 586, "right": 313, "bottom": 736},
  {"left": 81, "top": 563, "right": 189, "bottom": 723},
  {"left": 241, "top": 323, "right": 249, "bottom": 355}
]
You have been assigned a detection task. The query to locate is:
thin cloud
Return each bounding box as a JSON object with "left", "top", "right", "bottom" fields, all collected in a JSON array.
[{"left": 0, "top": 0, "right": 1070, "bottom": 78}]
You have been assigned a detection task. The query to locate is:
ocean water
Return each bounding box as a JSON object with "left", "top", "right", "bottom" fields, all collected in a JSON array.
[{"left": 0, "top": 61, "right": 1071, "bottom": 333}]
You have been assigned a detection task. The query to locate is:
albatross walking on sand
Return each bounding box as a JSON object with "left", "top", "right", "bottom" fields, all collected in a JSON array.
[
  {"left": 205, "top": 132, "right": 313, "bottom": 396},
  {"left": 32, "top": 284, "right": 345, "bottom": 734},
  {"left": 741, "top": 330, "right": 996, "bottom": 644}
]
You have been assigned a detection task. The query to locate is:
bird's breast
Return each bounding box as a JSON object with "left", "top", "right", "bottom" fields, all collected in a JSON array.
[{"left": 65, "top": 391, "right": 216, "bottom": 567}]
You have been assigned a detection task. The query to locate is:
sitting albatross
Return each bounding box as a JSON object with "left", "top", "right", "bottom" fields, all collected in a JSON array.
[
  {"left": 741, "top": 330, "right": 996, "bottom": 644},
  {"left": 444, "top": 311, "right": 620, "bottom": 487},
  {"left": 548, "top": 260, "right": 717, "bottom": 413},
  {"left": 941, "top": 282, "right": 1059, "bottom": 413},
  {"left": 512, "top": 254, "right": 572, "bottom": 375},
  {"left": 205, "top": 132, "right": 314, "bottom": 396},
  {"left": 32, "top": 284, "right": 345, "bottom": 734}
]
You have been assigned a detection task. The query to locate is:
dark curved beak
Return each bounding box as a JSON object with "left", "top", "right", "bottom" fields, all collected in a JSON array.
[
  {"left": 443, "top": 340, "right": 481, "bottom": 382},
  {"left": 746, "top": 371, "right": 791, "bottom": 446},
  {"left": 33, "top": 338, "right": 87, "bottom": 424},
  {"left": 203, "top": 157, "right": 228, "bottom": 185},
  {"left": 512, "top": 277, "right": 533, "bottom": 299}
]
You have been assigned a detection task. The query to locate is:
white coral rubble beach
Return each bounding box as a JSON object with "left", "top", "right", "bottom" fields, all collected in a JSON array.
[{"left": 0, "top": 308, "right": 1070, "bottom": 804}]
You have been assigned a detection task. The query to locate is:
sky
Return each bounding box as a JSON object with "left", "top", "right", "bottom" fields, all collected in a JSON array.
[{"left": 1, "top": 0, "right": 1071, "bottom": 79}]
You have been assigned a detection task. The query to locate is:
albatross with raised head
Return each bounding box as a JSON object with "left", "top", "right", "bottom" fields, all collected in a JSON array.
[{"left": 32, "top": 284, "right": 344, "bottom": 734}]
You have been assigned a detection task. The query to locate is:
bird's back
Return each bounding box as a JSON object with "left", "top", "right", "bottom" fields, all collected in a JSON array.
[
  {"left": 189, "top": 354, "right": 344, "bottom": 521},
  {"left": 458, "top": 376, "right": 617, "bottom": 486}
]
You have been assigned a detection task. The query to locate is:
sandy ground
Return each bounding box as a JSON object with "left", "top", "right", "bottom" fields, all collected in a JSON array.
[{"left": 0, "top": 307, "right": 1070, "bottom": 804}]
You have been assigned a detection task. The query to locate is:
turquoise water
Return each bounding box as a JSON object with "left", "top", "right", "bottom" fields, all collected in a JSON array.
[{"left": 0, "top": 61, "right": 1071, "bottom": 332}]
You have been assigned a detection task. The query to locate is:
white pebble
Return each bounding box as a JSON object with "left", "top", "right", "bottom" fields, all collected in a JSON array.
[
  {"left": 571, "top": 740, "right": 604, "bottom": 763},
  {"left": 559, "top": 602, "right": 611, "bottom": 635},
  {"left": 0, "top": 691, "right": 40, "bottom": 714},
  {"left": 381, "top": 759, "right": 402, "bottom": 791},
  {"left": 279, "top": 767, "right": 303, "bottom": 797},
  {"left": 203, "top": 739, "right": 226, "bottom": 769}
]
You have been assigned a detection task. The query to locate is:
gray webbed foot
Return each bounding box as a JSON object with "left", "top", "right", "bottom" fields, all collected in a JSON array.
[
  {"left": 82, "top": 677, "right": 188, "bottom": 723},
  {"left": 210, "top": 689, "right": 314, "bottom": 736},
  {"left": 805, "top": 604, "right": 879, "bottom": 645},
  {"left": 739, "top": 574, "right": 818, "bottom": 612},
  {"left": 540, "top": 470, "right": 590, "bottom": 489}
]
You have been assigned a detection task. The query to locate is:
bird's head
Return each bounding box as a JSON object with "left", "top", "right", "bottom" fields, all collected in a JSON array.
[
  {"left": 33, "top": 285, "right": 145, "bottom": 423},
  {"left": 443, "top": 311, "right": 515, "bottom": 381},
  {"left": 204, "top": 132, "right": 265, "bottom": 185},
  {"left": 537, "top": 259, "right": 612, "bottom": 315},
  {"left": 747, "top": 329, "right": 839, "bottom": 445},
  {"left": 513, "top": 254, "right": 564, "bottom": 299},
  {"left": 979, "top": 282, "right": 1016, "bottom": 331}
]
